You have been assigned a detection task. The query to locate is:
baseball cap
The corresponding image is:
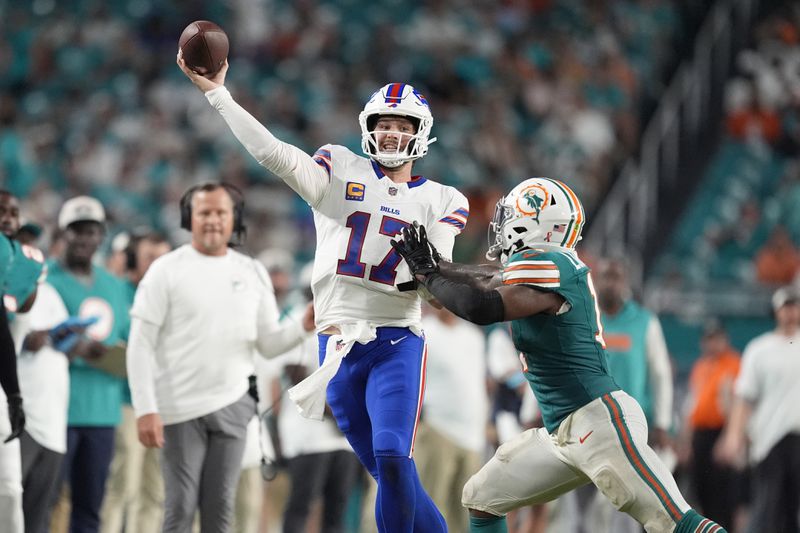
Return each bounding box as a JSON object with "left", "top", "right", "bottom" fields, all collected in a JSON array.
[
  {"left": 772, "top": 286, "right": 800, "bottom": 311},
  {"left": 58, "top": 196, "right": 105, "bottom": 230}
]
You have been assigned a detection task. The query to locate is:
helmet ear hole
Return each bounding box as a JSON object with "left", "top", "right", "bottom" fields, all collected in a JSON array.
[{"left": 513, "top": 226, "right": 527, "bottom": 234}]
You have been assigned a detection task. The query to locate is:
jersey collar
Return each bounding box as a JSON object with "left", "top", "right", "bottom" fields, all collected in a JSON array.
[{"left": 371, "top": 161, "right": 428, "bottom": 188}]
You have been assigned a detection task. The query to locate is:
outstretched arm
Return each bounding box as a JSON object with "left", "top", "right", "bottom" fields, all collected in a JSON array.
[
  {"left": 392, "top": 224, "right": 563, "bottom": 325},
  {"left": 438, "top": 261, "right": 502, "bottom": 291},
  {"left": 178, "top": 54, "right": 329, "bottom": 207}
]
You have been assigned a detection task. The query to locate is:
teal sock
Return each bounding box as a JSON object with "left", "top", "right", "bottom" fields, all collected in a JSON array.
[
  {"left": 674, "top": 509, "right": 728, "bottom": 533},
  {"left": 469, "top": 514, "right": 508, "bottom": 533}
]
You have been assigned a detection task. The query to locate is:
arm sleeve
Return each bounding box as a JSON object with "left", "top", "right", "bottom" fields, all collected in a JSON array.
[
  {"left": 126, "top": 317, "right": 161, "bottom": 417},
  {"left": 0, "top": 304, "right": 20, "bottom": 397},
  {"left": 645, "top": 316, "right": 673, "bottom": 430},
  {"left": 423, "top": 273, "right": 505, "bottom": 326},
  {"left": 205, "top": 87, "right": 329, "bottom": 207}
]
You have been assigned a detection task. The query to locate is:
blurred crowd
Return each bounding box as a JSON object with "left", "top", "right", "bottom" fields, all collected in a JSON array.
[
  {"left": 656, "top": 4, "right": 800, "bottom": 291},
  {"left": 1, "top": 1, "right": 799, "bottom": 533},
  {"left": 0, "top": 0, "right": 685, "bottom": 263}
]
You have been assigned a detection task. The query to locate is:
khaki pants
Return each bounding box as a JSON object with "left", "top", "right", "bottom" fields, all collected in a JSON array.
[
  {"left": 100, "top": 405, "right": 164, "bottom": 533},
  {"left": 414, "top": 423, "right": 483, "bottom": 533}
]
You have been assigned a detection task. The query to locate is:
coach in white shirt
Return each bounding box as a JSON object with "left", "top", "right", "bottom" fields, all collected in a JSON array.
[
  {"left": 126, "top": 183, "right": 313, "bottom": 533},
  {"left": 716, "top": 285, "right": 800, "bottom": 533}
]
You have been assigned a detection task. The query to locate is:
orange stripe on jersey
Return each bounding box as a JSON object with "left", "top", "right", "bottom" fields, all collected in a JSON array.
[
  {"left": 602, "top": 394, "right": 684, "bottom": 522},
  {"left": 504, "top": 277, "right": 560, "bottom": 285},
  {"left": 505, "top": 264, "right": 558, "bottom": 271}
]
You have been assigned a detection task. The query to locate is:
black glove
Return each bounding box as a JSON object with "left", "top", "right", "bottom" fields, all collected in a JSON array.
[
  {"left": 4, "top": 393, "right": 24, "bottom": 443},
  {"left": 391, "top": 222, "right": 439, "bottom": 277}
]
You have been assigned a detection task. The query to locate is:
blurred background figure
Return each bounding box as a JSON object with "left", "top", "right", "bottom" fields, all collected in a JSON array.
[
  {"left": 48, "top": 196, "right": 130, "bottom": 533},
  {"left": 716, "top": 286, "right": 800, "bottom": 533},
  {"left": 414, "top": 306, "right": 489, "bottom": 533},
  {"left": 677, "top": 319, "right": 742, "bottom": 531},
  {"left": 277, "top": 283, "right": 362, "bottom": 532},
  {"left": 100, "top": 229, "right": 171, "bottom": 533}
]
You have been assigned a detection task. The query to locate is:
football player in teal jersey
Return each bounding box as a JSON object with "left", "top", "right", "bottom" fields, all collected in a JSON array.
[
  {"left": 0, "top": 229, "right": 22, "bottom": 443},
  {"left": 0, "top": 190, "right": 46, "bottom": 316},
  {"left": 392, "top": 178, "right": 725, "bottom": 533}
]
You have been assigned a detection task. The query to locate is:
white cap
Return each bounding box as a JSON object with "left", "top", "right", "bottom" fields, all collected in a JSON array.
[
  {"left": 58, "top": 196, "right": 106, "bottom": 229},
  {"left": 772, "top": 286, "right": 800, "bottom": 311}
]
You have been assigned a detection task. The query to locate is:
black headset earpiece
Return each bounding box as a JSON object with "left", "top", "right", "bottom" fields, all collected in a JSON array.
[
  {"left": 179, "top": 185, "right": 197, "bottom": 232},
  {"left": 179, "top": 182, "right": 247, "bottom": 245}
]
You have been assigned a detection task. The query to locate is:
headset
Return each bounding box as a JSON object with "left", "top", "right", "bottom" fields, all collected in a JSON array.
[{"left": 179, "top": 182, "right": 247, "bottom": 245}]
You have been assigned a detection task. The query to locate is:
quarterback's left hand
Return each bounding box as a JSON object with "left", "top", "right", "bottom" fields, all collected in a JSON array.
[{"left": 391, "top": 222, "right": 439, "bottom": 279}]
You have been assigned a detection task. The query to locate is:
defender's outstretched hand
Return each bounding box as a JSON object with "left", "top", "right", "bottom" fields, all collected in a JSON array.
[
  {"left": 177, "top": 48, "right": 228, "bottom": 93},
  {"left": 392, "top": 222, "right": 439, "bottom": 278}
]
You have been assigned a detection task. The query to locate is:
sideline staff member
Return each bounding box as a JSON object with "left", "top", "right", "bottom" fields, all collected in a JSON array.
[{"left": 127, "top": 182, "right": 313, "bottom": 533}]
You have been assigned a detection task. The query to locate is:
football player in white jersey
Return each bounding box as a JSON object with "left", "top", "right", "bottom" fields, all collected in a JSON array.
[{"left": 179, "top": 56, "right": 467, "bottom": 532}]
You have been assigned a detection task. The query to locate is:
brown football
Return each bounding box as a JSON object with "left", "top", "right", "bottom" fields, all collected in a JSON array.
[{"left": 178, "top": 20, "right": 229, "bottom": 76}]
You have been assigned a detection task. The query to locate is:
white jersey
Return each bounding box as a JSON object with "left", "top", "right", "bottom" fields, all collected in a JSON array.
[
  {"left": 310, "top": 145, "right": 468, "bottom": 329},
  {"left": 205, "top": 87, "right": 468, "bottom": 330}
]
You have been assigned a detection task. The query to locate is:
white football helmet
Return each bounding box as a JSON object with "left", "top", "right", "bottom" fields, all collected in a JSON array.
[
  {"left": 359, "top": 83, "right": 436, "bottom": 168},
  {"left": 486, "top": 177, "right": 585, "bottom": 263}
]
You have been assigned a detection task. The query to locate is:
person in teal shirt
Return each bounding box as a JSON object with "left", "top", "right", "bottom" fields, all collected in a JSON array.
[
  {"left": 595, "top": 258, "right": 673, "bottom": 448},
  {"left": 48, "top": 196, "right": 129, "bottom": 533}
]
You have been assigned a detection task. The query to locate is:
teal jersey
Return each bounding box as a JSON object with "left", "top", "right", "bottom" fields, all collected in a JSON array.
[
  {"left": 5, "top": 241, "right": 45, "bottom": 313},
  {"left": 47, "top": 260, "right": 130, "bottom": 426},
  {"left": 0, "top": 234, "right": 14, "bottom": 290},
  {"left": 502, "top": 249, "right": 619, "bottom": 433},
  {"left": 602, "top": 300, "right": 656, "bottom": 423}
]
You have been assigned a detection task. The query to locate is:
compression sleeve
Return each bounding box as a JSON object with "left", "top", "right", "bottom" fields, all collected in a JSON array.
[
  {"left": 438, "top": 261, "right": 502, "bottom": 290},
  {"left": 126, "top": 317, "right": 160, "bottom": 417},
  {"left": 205, "top": 87, "right": 329, "bottom": 207},
  {"left": 0, "top": 305, "right": 19, "bottom": 397},
  {"left": 423, "top": 273, "right": 505, "bottom": 325}
]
